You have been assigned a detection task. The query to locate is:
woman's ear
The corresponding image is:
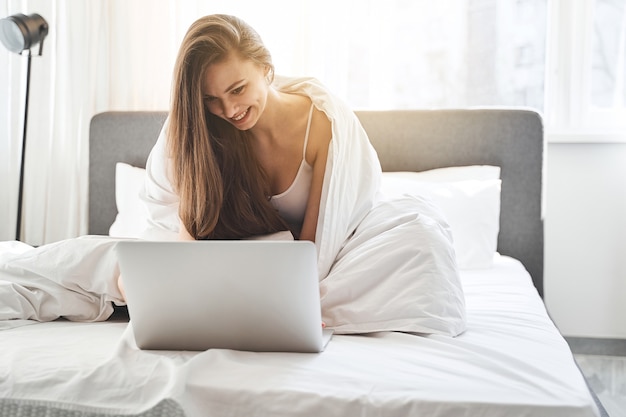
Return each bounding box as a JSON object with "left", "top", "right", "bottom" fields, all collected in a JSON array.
[{"left": 264, "top": 65, "right": 273, "bottom": 84}]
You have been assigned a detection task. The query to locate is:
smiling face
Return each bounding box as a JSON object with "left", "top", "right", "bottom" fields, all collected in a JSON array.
[{"left": 202, "top": 53, "right": 270, "bottom": 130}]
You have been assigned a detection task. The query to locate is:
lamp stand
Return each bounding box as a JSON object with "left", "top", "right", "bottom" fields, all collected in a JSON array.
[
  {"left": 0, "top": 13, "right": 48, "bottom": 242},
  {"left": 15, "top": 49, "right": 32, "bottom": 241}
]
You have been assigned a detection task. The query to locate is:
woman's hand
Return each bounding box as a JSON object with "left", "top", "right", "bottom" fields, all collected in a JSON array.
[
  {"left": 178, "top": 218, "right": 195, "bottom": 240},
  {"left": 117, "top": 274, "right": 126, "bottom": 302}
]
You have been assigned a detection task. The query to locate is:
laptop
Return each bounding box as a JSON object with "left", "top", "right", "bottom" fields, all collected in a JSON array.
[{"left": 115, "top": 240, "right": 333, "bottom": 353}]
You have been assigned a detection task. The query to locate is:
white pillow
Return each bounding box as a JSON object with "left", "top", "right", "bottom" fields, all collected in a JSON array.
[
  {"left": 109, "top": 162, "right": 150, "bottom": 238},
  {"left": 385, "top": 165, "right": 501, "bottom": 182},
  {"left": 380, "top": 165, "right": 501, "bottom": 269}
]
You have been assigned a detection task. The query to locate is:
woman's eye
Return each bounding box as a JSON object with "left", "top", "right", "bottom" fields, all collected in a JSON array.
[{"left": 232, "top": 86, "right": 244, "bottom": 95}]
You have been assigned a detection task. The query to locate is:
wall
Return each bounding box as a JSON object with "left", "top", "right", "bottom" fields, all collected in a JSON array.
[{"left": 545, "top": 142, "right": 626, "bottom": 339}]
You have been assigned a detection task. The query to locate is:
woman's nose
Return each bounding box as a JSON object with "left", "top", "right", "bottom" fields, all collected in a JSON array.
[{"left": 222, "top": 99, "right": 238, "bottom": 119}]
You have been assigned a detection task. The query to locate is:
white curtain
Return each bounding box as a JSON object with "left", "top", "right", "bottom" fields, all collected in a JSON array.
[
  {"left": 0, "top": 0, "right": 177, "bottom": 245},
  {"left": 2, "top": 1, "right": 94, "bottom": 244},
  {"left": 1, "top": 0, "right": 110, "bottom": 245},
  {"left": 0, "top": 0, "right": 548, "bottom": 245}
]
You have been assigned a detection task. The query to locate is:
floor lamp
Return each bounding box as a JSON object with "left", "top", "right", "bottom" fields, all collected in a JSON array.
[{"left": 0, "top": 13, "right": 49, "bottom": 241}]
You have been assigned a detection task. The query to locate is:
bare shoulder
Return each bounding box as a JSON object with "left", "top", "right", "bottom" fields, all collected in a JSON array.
[{"left": 305, "top": 107, "right": 332, "bottom": 165}]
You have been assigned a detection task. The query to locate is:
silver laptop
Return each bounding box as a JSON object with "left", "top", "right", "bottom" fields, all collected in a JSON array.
[{"left": 115, "top": 240, "right": 332, "bottom": 353}]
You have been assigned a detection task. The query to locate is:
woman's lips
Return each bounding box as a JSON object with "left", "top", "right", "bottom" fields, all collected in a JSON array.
[{"left": 231, "top": 108, "right": 249, "bottom": 123}]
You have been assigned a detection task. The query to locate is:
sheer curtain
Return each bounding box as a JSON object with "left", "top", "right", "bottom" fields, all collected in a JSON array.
[
  {"left": 0, "top": 0, "right": 548, "bottom": 245},
  {"left": 1, "top": 0, "right": 111, "bottom": 245},
  {"left": 0, "top": 0, "right": 177, "bottom": 245},
  {"left": 2, "top": 1, "right": 97, "bottom": 244}
]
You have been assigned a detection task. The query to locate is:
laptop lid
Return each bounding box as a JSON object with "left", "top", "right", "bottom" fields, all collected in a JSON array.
[{"left": 116, "top": 240, "right": 331, "bottom": 353}]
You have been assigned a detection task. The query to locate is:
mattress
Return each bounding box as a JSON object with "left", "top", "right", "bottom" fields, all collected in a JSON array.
[{"left": 0, "top": 255, "right": 599, "bottom": 417}]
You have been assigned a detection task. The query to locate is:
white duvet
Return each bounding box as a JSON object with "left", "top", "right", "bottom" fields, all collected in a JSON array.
[{"left": 0, "top": 237, "right": 124, "bottom": 329}]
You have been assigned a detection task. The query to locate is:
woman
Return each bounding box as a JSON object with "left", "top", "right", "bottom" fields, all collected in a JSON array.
[
  {"left": 131, "top": 14, "right": 466, "bottom": 335},
  {"left": 168, "top": 14, "right": 331, "bottom": 242}
]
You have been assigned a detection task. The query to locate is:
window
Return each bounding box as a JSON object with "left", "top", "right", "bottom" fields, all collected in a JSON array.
[
  {"left": 214, "top": 0, "right": 548, "bottom": 111},
  {"left": 545, "top": 0, "right": 626, "bottom": 142},
  {"left": 592, "top": 0, "right": 626, "bottom": 109}
]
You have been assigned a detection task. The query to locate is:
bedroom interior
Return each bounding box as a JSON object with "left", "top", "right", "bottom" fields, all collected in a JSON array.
[
  {"left": 0, "top": 106, "right": 599, "bottom": 416},
  {"left": 0, "top": 1, "right": 625, "bottom": 416}
]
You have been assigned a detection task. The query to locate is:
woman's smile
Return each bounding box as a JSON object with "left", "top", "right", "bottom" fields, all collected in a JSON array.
[{"left": 230, "top": 107, "right": 250, "bottom": 124}]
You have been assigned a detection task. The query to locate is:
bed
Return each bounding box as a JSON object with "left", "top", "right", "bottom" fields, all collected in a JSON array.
[{"left": 0, "top": 109, "right": 606, "bottom": 417}]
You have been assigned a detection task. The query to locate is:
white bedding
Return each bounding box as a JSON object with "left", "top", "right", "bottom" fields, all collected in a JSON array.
[{"left": 0, "top": 255, "right": 600, "bottom": 417}]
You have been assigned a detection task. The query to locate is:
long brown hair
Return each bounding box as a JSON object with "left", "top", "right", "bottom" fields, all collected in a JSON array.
[{"left": 168, "top": 14, "right": 288, "bottom": 239}]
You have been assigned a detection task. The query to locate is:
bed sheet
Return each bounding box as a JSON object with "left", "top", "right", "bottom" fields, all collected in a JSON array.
[{"left": 0, "top": 255, "right": 599, "bottom": 417}]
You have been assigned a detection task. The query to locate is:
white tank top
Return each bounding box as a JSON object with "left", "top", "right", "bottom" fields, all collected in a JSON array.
[{"left": 270, "top": 104, "right": 314, "bottom": 227}]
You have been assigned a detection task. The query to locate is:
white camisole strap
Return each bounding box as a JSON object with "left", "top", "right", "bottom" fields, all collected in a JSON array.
[{"left": 270, "top": 104, "right": 315, "bottom": 227}]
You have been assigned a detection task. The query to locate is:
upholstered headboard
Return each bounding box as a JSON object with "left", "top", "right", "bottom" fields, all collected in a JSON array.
[{"left": 89, "top": 109, "right": 544, "bottom": 295}]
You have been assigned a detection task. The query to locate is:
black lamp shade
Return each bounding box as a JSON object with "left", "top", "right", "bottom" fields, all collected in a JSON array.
[{"left": 0, "top": 13, "right": 48, "bottom": 54}]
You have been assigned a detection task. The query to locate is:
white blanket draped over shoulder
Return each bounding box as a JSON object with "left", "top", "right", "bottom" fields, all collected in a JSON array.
[{"left": 0, "top": 76, "right": 465, "bottom": 336}]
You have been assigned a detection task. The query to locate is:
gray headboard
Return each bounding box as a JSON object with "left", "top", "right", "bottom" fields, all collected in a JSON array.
[{"left": 89, "top": 109, "right": 544, "bottom": 295}]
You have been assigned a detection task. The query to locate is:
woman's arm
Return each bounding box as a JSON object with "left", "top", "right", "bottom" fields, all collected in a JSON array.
[
  {"left": 299, "top": 109, "right": 332, "bottom": 242},
  {"left": 117, "top": 274, "right": 126, "bottom": 302}
]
